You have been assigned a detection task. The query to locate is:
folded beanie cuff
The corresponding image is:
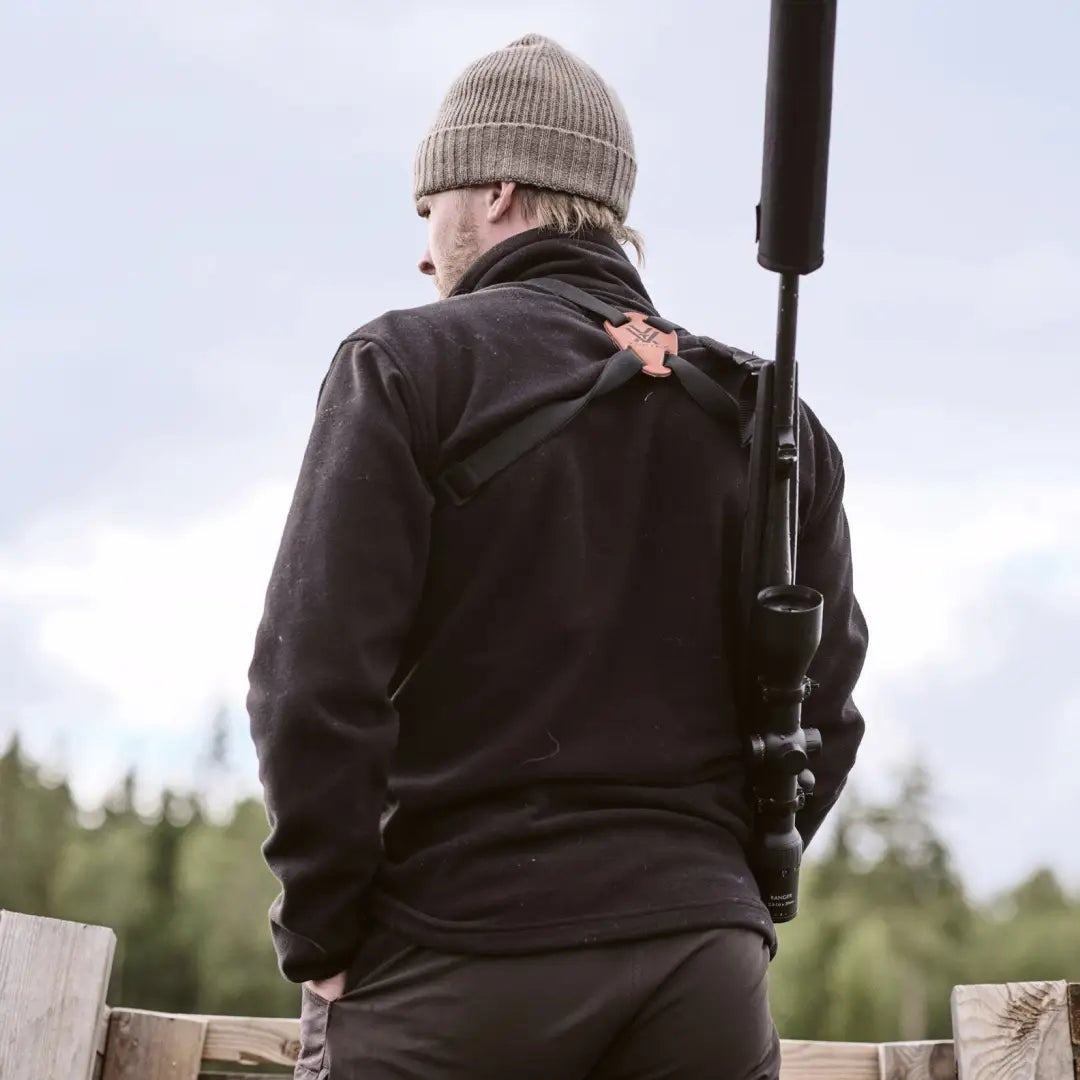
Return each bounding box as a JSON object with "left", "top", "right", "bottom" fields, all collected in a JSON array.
[{"left": 413, "top": 122, "right": 637, "bottom": 222}]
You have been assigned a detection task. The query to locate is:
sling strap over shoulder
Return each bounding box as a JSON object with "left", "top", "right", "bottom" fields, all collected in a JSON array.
[{"left": 435, "top": 277, "right": 765, "bottom": 507}]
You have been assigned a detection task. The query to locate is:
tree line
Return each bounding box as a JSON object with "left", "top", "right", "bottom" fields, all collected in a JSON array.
[{"left": 1, "top": 732, "right": 1077, "bottom": 1041}]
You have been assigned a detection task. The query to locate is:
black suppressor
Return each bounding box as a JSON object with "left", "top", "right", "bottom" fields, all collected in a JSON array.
[{"left": 757, "top": 0, "right": 837, "bottom": 275}]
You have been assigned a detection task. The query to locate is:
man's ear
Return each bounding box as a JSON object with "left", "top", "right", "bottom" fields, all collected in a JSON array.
[{"left": 486, "top": 181, "right": 518, "bottom": 224}]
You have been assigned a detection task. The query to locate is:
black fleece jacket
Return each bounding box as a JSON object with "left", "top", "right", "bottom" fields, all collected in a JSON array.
[{"left": 247, "top": 228, "right": 868, "bottom": 983}]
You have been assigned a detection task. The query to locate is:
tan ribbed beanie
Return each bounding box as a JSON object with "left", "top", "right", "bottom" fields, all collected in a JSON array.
[{"left": 413, "top": 33, "right": 637, "bottom": 221}]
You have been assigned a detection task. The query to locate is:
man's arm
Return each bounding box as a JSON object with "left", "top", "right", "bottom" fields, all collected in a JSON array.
[
  {"left": 792, "top": 429, "right": 868, "bottom": 851},
  {"left": 247, "top": 335, "right": 432, "bottom": 983}
]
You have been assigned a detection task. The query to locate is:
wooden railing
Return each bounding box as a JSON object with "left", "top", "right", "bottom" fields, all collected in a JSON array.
[{"left": 1, "top": 910, "right": 1078, "bottom": 1080}]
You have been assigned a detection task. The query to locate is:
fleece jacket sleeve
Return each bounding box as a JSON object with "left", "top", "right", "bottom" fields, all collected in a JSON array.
[
  {"left": 791, "top": 429, "right": 869, "bottom": 852},
  {"left": 247, "top": 335, "right": 433, "bottom": 983}
]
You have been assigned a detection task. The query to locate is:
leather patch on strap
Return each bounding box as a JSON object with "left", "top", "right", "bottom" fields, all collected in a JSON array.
[{"left": 604, "top": 312, "right": 677, "bottom": 377}]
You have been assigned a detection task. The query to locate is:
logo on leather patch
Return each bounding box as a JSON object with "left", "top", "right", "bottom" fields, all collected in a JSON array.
[{"left": 604, "top": 312, "right": 677, "bottom": 377}]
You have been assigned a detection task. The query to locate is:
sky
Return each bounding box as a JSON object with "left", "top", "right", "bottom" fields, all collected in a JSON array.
[{"left": 2, "top": 0, "right": 1077, "bottom": 900}]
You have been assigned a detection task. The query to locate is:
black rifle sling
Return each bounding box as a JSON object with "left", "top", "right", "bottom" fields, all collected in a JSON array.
[
  {"left": 436, "top": 347, "right": 642, "bottom": 506},
  {"left": 435, "top": 277, "right": 759, "bottom": 506}
]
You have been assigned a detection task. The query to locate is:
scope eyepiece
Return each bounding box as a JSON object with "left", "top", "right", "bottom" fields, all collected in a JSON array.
[{"left": 752, "top": 823, "right": 804, "bottom": 922}]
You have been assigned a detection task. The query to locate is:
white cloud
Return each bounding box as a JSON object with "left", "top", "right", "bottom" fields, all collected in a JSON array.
[
  {"left": 1, "top": 463, "right": 1076, "bottom": 806},
  {"left": 125, "top": 0, "right": 639, "bottom": 114},
  {"left": 848, "top": 471, "right": 1080, "bottom": 678},
  {"left": 825, "top": 242, "right": 1080, "bottom": 340},
  {"left": 835, "top": 471, "right": 1080, "bottom": 782},
  {"left": 0, "top": 482, "right": 293, "bottom": 736}
]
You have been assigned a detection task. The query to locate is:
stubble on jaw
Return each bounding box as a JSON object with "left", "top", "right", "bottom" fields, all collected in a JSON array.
[{"left": 435, "top": 213, "right": 482, "bottom": 299}]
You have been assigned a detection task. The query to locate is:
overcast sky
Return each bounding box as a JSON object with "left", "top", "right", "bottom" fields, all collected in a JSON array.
[{"left": 2, "top": 0, "right": 1077, "bottom": 900}]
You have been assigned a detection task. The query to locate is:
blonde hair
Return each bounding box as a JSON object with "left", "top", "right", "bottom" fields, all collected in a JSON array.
[{"left": 515, "top": 185, "right": 645, "bottom": 267}]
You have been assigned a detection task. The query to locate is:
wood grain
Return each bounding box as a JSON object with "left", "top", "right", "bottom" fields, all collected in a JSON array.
[
  {"left": 198, "top": 1014, "right": 301, "bottom": 1067},
  {"left": 69, "top": 981, "right": 1080, "bottom": 1080},
  {"left": 0, "top": 909, "right": 117, "bottom": 1080},
  {"left": 951, "top": 980, "right": 1071, "bottom": 1080},
  {"left": 195, "top": 1074, "right": 290, "bottom": 1079},
  {"left": 94, "top": 1018, "right": 898, "bottom": 1079},
  {"left": 196, "top": 1074, "right": 290, "bottom": 1079},
  {"left": 93, "top": 1004, "right": 111, "bottom": 1080},
  {"left": 879, "top": 1040, "right": 956, "bottom": 1080},
  {"left": 94, "top": 1010, "right": 300, "bottom": 1068},
  {"left": 102, "top": 1009, "right": 207, "bottom": 1079},
  {"left": 778, "top": 1038, "right": 881, "bottom": 1080}
]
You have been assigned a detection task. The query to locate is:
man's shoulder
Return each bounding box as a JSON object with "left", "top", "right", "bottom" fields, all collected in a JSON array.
[
  {"left": 682, "top": 331, "right": 846, "bottom": 503},
  {"left": 341, "top": 287, "right": 519, "bottom": 363},
  {"left": 691, "top": 333, "right": 769, "bottom": 371},
  {"left": 690, "top": 333, "right": 842, "bottom": 456}
]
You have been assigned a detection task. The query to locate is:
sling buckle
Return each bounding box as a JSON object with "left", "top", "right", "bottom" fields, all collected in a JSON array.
[{"left": 604, "top": 311, "right": 677, "bottom": 378}]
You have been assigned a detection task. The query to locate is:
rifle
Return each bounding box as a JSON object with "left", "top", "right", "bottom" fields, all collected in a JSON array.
[{"left": 739, "top": 0, "right": 838, "bottom": 923}]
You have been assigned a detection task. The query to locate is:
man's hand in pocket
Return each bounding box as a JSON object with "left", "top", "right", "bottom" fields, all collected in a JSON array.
[{"left": 306, "top": 969, "right": 348, "bottom": 1002}]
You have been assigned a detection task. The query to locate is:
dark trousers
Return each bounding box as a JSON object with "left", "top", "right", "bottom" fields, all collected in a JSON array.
[{"left": 295, "top": 923, "right": 781, "bottom": 1080}]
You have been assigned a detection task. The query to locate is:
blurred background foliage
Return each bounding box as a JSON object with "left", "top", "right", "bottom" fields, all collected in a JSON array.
[{"left": 2, "top": 730, "right": 1076, "bottom": 1040}]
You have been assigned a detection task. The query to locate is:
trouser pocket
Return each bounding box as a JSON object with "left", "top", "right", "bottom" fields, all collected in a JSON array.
[
  {"left": 295, "top": 926, "right": 420, "bottom": 1078},
  {"left": 295, "top": 983, "right": 332, "bottom": 1079}
]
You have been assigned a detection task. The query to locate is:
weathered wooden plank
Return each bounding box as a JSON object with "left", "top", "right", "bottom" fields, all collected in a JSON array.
[
  {"left": 102, "top": 1009, "right": 207, "bottom": 1080},
  {"left": 197, "top": 1014, "right": 301, "bottom": 1067},
  {"left": 1068, "top": 984, "right": 1080, "bottom": 1080},
  {"left": 778, "top": 1038, "right": 881, "bottom": 1080},
  {"left": 196, "top": 1074, "right": 289, "bottom": 1079},
  {"left": 879, "top": 1040, "right": 955, "bottom": 1080},
  {"left": 0, "top": 909, "right": 117, "bottom": 1080},
  {"left": 96, "top": 1011, "right": 299, "bottom": 1068},
  {"left": 93, "top": 1005, "right": 111, "bottom": 1080},
  {"left": 138, "top": 1015, "right": 883, "bottom": 1079},
  {"left": 196, "top": 1074, "right": 290, "bottom": 1080},
  {"left": 951, "top": 980, "right": 1071, "bottom": 1080}
]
